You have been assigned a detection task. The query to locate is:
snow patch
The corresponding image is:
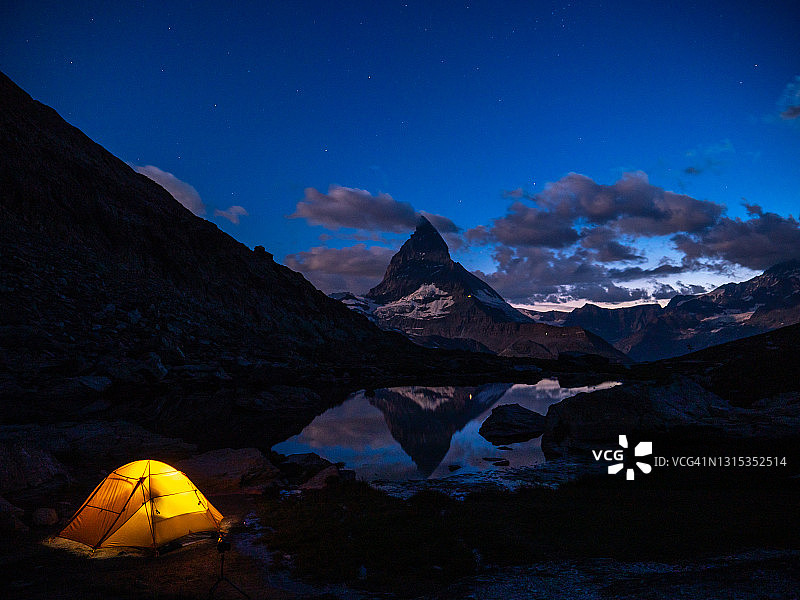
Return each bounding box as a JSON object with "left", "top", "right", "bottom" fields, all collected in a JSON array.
[
  {"left": 330, "top": 292, "right": 381, "bottom": 319},
  {"left": 375, "top": 284, "right": 455, "bottom": 320},
  {"left": 471, "top": 288, "right": 530, "bottom": 321}
]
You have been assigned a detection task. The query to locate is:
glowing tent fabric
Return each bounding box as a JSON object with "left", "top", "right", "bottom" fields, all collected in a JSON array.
[{"left": 59, "top": 460, "right": 223, "bottom": 550}]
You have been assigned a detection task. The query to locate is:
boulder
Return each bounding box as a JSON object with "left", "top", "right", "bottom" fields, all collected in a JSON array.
[
  {"left": 479, "top": 403, "right": 548, "bottom": 444},
  {"left": 279, "top": 452, "right": 334, "bottom": 485},
  {"left": 0, "top": 441, "right": 69, "bottom": 495},
  {"left": 76, "top": 375, "right": 113, "bottom": 392},
  {"left": 0, "top": 496, "right": 28, "bottom": 532},
  {"left": 0, "top": 495, "right": 23, "bottom": 515},
  {"left": 339, "top": 469, "right": 357, "bottom": 482},
  {"left": 176, "top": 448, "right": 280, "bottom": 495},
  {"left": 32, "top": 507, "right": 59, "bottom": 527},
  {"left": 299, "top": 465, "right": 340, "bottom": 490}
]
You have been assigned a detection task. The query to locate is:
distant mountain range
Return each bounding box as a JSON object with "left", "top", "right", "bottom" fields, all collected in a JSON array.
[
  {"left": 560, "top": 260, "right": 800, "bottom": 361},
  {"left": 334, "top": 218, "right": 800, "bottom": 364},
  {"left": 333, "top": 217, "right": 627, "bottom": 362}
]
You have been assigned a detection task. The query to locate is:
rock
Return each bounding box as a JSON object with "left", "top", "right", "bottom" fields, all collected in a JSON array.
[
  {"left": 0, "top": 495, "right": 23, "bottom": 518},
  {"left": 541, "top": 377, "right": 800, "bottom": 458},
  {"left": 339, "top": 469, "right": 357, "bottom": 482},
  {"left": 32, "top": 507, "right": 59, "bottom": 526},
  {"left": 142, "top": 352, "right": 168, "bottom": 379},
  {"left": 76, "top": 375, "right": 113, "bottom": 392},
  {"left": 299, "top": 465, "right": 340, "bottom": 490},
  {"left": 279, "top": 453, "right": 334, "bottom": 485},
  {"left": 0, "top": 508, "right": 28, "bottom": 532},
  {"left": 479, "top": 403, "right": 548, "bottom": 444},
  {"left": 0, "top": 441, "right": 70, "bottom": 495},
  {"left": 0, "top": 422, "right": 195, "bottom": 490},
  {"left": 56, "top": 501, "right": 74, "bottom": 520},
  {"left": 176, "top": 448, "right": 280, "bottom": 495}
]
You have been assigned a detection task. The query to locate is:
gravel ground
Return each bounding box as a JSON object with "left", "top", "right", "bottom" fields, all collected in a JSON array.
[{"left": 434, "top": 550, "right": 800, "bottom": 600}]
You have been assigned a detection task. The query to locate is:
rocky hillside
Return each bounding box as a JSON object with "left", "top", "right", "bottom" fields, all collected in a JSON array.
[
  {"left": 339, "top": 218, "right": 628, "bottom": 362},
  {"left": 0, "top": 71, "right": 498, "bottom": 445},
  {"left": 562, "top": 303, "right": 663, "bottom": 346}
]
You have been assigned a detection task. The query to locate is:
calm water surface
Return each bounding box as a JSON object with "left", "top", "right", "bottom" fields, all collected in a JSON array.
[{"left": 272, "top": 378, "right": 619, "bottom": 481}]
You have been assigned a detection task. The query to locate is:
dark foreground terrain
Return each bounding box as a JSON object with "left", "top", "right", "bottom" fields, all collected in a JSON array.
[{"left": 3, "top": 470, "right": 798, "bottom": 600}]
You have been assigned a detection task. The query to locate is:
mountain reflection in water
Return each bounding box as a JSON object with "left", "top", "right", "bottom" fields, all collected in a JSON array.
[{"left": 272, "top": 379, "right": 619, "bottom": 480}]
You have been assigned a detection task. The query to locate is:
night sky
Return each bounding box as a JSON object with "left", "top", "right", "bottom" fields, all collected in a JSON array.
[{"left": 3, "top": 1, "right": 799, "bottom": 307}]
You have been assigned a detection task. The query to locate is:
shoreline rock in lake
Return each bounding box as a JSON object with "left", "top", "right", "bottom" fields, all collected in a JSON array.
[{"left": 479, "top": 403, "right": 548, "bottom": 445}]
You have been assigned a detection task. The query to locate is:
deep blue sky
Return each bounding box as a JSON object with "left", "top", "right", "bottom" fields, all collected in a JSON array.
[{"left": 3, "top": 1, "right": 799, "bottom": 305}]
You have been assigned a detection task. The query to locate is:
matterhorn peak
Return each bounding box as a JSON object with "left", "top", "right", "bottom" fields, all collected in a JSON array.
[
  {"left": 365, "top": 215, "right": 453, "bottom": 303},
  {"left": 398, "top": 215, "right": 451, "bottom": 264}
]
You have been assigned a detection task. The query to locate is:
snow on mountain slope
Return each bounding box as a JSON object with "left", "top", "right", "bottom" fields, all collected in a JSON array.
[
  {"left": 331, "top": 217, "right": 629, "bottom": 362},
  {"left": 375, "top": 284, "right": 455, "bottom": 320}
]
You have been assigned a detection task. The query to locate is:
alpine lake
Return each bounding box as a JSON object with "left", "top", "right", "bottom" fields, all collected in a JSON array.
[{"left": 272, "top": 379, "right": 620, "bottom": 493}]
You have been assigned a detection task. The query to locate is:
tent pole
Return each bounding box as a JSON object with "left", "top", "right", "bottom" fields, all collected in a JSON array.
[
  {"left": 60, "top": 474, "right": 108, "bottom": 534},
  {"left": 143, "top": 461, "right": 158, "bottom": 552},
  {"left": 95, "top": 462, "right": 148, "bottom": 548},
  {"left": 95, "top": 477, "right": 143, "bottom": 548}
]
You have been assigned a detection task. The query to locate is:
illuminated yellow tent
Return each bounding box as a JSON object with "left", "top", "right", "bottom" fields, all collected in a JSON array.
[{"left": 59, "top": 459, "right": 223, "bottom": 550}]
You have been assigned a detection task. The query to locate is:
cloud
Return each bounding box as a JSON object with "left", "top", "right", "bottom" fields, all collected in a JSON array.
[
  {"left": 420, "top": 211, "right": 464, "bottom": 250},
  {"left": 779, "top": 75, "right": 800, "bottom": 119},
  {"left": 501, "top": 188, "right": 535, "bottom": 200},
  {"left": 214, "top": 205, "right": 248, "bottom": 224},
  {"left": 472, "top": 246, "right": 653, "bottom": 304},
  {"left": 673, "top": 207, "right": 800, "bottom": 270},
  {"left": 607, "top": 261, "right": 695, "bottom": 281},
  {"left": 744, "top": 202, "right": 763, "bottom": 217},
  {"left": 579, "top": 227, "right": 644, "bottom": 263},
  {"left": 135, "top": 165, "right": 206, "bottom": 216},
  {"left": 285, "top": 185, "right": 471, "bottom": 292},
  {"left": 469, "top": 172, "right": 724, "bottom": 248},
  {"left": 569, "top": 283, "right": 650, "bottom": 303},
  {"left": 286, "top": 173, "right": 798, "bottom": 304},
  {"left": 462, "top": 171, "right": 735, "bottom": 303},
  {"left": 284, "top": 244, "right": 396, "bottom": 293},
  {"left": 420, "top": 211, "right": 459, "bottom": 234},
  {"left": 470, "top": 201, "right": 579, "bottom": 248},
  {"left": 289, "top": 186, "right": 418, "bottom": 232},
  {"left": 594, "top": 172, "right": 723, "bottom": 235},
  {"left": 288, "top": 186, "right": 461, "bottom": 245},
  {"left": 652, "top": 282, "right": 708, "bottom": 300},
  {"left": 781, "top": 105, "right": 800, "bottom": 120}
]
